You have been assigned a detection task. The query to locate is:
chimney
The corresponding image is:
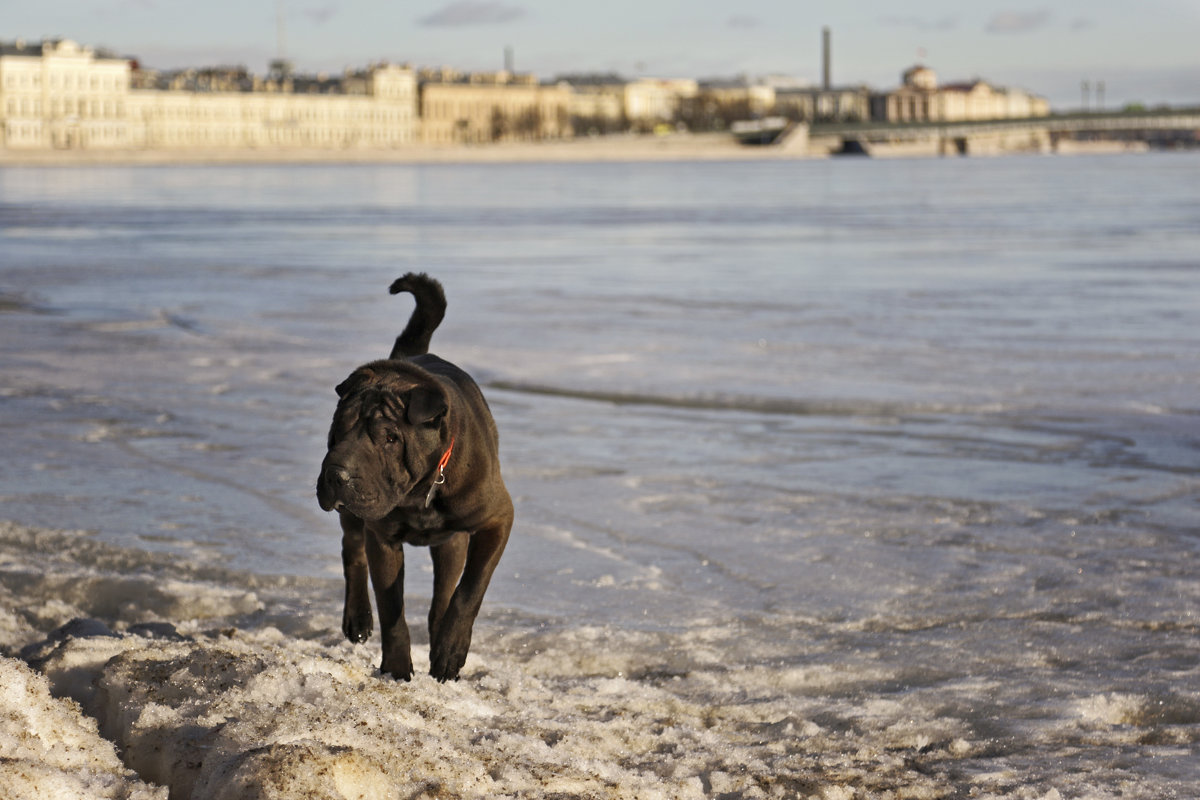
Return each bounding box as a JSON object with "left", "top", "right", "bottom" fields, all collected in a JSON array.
[
  {"left": 822, "top": 27, "right": 831, "bottom": 91},
  {"left": 504, "top": 46, "right": 514, "bottom": 73}
]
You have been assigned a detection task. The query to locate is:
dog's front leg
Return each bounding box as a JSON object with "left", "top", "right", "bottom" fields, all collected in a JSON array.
[
  {"left": 430, "top": 516, "right": 511, "bottom": 682},
  {"left": 365, "top": 526, "right": 412, "bottom": 680},
  {"left": 339, "top": 512, "right": 373, "bottom": 643}
]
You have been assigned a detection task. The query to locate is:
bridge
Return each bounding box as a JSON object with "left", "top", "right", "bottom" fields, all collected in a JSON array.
[{"left": 805, "top": 109, "right": 1200, "bottom": 156}]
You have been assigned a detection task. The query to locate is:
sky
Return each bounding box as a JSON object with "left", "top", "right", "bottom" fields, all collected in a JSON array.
[{"left": 4, "top": 0, "right": 1198, "bottom": 110}]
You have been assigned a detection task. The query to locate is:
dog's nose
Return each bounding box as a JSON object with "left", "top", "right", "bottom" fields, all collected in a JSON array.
[{"left": 325, "top": 466, "right": 353, "bottom": 488}]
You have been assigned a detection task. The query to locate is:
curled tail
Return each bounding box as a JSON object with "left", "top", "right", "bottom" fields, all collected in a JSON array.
[{"left": 388, "top": 272, "right": 447, "bottom": 358}]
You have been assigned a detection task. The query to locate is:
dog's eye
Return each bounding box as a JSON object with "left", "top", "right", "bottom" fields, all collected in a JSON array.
[{"left": 384, "top": 432, "right": 399, "bottom": 445}]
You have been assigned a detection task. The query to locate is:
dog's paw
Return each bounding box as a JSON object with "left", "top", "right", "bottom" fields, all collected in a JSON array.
[
  {"left": 342, "top": 607, "right": 373, "bottom": 644},
  {"left": 429, "top": 650, "right": 465, "bottom": 682},
  {"left": 380, "top": 653, "right": 414, "bottom": 682},
  {"left": 430, "top": 626, "right": 472, "bottom": 682}
]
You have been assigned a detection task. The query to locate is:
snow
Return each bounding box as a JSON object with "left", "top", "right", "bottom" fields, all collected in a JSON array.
[
  {"left": 0, "top": 522, "right": 814, "bottom": 799},
  {"left": 8, "top": 620, "right": 791, "bottom": 799},
  {"left": 1, "top": 517, "right": 1196, "bottom": 798},
  {"left": 0, "top": 655, "right": 164, "bottom": 800}
]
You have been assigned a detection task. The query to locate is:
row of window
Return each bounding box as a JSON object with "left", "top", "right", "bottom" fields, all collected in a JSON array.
[
  {"left": 423, "top": 100, "right": 562, "bottom": 118},
  {"left": 139, "top": 104, "right": 412, "bottom": 124},
  {"left": 2, "top": 70, "right": 125, "bottom": 91},
  {"left": 885, "top": 95, "right": 1043, "bottom": 121},
  {"left": 145, "top": 125, "right": 416, "bottom": 146},
  {"left": 2, "top": 120, "right": 42, "bottom": 144},
  {"left": 2, "top": 98, "right": 416, "bottom": 129},
  {"left": 5, "top": 97, "right": 124, "bottom": 117},
  {"left": 2, "top": 120, "right": 130, "bottom": 147},
  {"left": 371, "top": 84, "right": 415, "bottom": 100}
]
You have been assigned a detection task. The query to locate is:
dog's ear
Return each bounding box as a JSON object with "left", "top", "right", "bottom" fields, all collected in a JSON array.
[
  {"left": 335, "top": 369, "right": 375, "bottom": 399},
  {"left": 405, "top": 386, "right": 448, "bottom": 426}
]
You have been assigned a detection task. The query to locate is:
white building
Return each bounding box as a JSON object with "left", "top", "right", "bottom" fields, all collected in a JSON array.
[
  {"left": 0, "top": 38, "right": 418, "bottom": 151},
  {"left": 623, "top": 78, "right": 699, "bottom": 128},
  {"left": 0, "top": 39, "right": 132, "bottom": 148}
]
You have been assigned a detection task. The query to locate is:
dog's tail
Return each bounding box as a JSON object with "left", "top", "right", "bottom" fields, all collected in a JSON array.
[{"left": 388, "top": 272, "right": 447, "bottom": 358}]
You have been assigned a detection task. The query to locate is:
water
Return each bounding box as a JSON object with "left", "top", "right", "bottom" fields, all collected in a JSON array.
[{"left": 1, "top": 155, "right": 1198, "bottom": 796}]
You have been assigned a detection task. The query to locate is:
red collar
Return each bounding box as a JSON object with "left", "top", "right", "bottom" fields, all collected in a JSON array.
[
  {"left": 436, "top": 436, "right": 455, "bottom": 472},
  {"left": 424, "top": 436, "right": 455, "bottom": 508}
]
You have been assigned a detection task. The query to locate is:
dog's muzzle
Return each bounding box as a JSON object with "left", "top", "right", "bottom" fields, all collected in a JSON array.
[{"left": 317, "top": 463, "right": 354, "bottom": 512}]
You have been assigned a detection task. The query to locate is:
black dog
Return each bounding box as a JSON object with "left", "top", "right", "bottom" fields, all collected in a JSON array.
[{"left": 317, "top": 273, "right": 513, "bottom": 681}]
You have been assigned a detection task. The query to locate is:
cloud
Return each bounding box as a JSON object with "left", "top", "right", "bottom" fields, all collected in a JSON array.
[
  {"left": 303, "top": 4, "right": 340, "bottom": 25},
  {"left": 985, "top": 10, "right": 1052, "bottom": 34},
  {"left": 418, "top": 1, "right": 526, "bottom": 27},
  {"left": 1069, "top": 17, "right": 1094, "bottom": 32},
  {"left": 727, "top": 16, "right": 760, "bottom": 29},
  {"left": 881, "top": 15, "right": 958, "bottom": 32}
]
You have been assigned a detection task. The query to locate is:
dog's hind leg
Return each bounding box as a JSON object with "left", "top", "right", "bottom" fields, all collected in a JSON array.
[
  {"left": 429, "top": 513, "right": 512, "bottom": 681},
  {"left": 429, "top": 532, "right": 469, "bottom": 644},
  {"left": 339, "top": 513, "right": 373, "bottom": 644}
]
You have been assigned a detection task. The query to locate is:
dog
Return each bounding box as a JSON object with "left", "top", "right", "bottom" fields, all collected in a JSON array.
[{"left": 317, "top": 273, "right": 513, "bottom": 682}]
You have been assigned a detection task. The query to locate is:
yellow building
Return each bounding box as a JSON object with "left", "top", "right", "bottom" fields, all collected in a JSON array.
[
  {"left": 875, "top": 65, "right": 1049, "bottom": 123},
  {"left": 418, "top": 71, "right": 572, "bottom": 144},
  {"left": 563, "top": 78, "right": 627, "bottom": 134},
  {"left": 0, "top": 38, "right": 418, "bottom": 151},
  {"left": 937, "top": 80, "right": 1049, "bottom": 120},
  {"left": 127, "top": 64, "right": 417, "bottom": 149},
  {"left": 698, "top": 80, "right": 775, "bottom": 117}
]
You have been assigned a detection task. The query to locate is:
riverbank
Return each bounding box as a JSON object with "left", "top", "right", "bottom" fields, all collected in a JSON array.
[
  {"left": 0, "top": 132, "right": 805, "bottom": 167},
  {"left": 0, "top": 134, "right": 1162, "bottom": 168}
]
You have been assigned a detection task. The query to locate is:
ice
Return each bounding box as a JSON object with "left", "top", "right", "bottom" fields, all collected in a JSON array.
[
  {"left": 3, "top": 158, "right": 1200, "bottom": 797},
  {"left": 1076, "top": 693, "right": 1146, "bottom": 727}
]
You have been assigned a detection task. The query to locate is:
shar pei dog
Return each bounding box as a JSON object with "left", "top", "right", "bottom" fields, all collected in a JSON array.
[{"left": 317, "top": 273, "right": 513, "bottom": 681}]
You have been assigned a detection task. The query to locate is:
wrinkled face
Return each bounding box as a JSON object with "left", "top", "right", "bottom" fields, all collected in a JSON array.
[{"left": 316, "top": 368, "right": 448, "bottom": 521}]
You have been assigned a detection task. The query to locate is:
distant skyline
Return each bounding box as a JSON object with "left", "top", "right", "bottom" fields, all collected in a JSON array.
[{"left": 5, "top": 0, "right": 1198, "bottom": 110}]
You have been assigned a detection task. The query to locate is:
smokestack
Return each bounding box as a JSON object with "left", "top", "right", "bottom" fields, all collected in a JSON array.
[
  {"left": 822, "top": 27, "right": 831, "bottom": 91},
  {"left": 504, "top": 46, "right": 514, "bottom": 73}
]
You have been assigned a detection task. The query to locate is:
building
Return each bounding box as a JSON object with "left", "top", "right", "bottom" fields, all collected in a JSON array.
[
  {"left": 0, "top": 38, "right": 133, "bottom": 149},
  {"left": 126, "top": 63, "right": 417, "bottom": 149},
  {"left": 675, "top": 77, "right": 773, "bottom": 131},
  {"left": 558, "top": 74, "right": 627, "bottom": 135},
  {"left": 1, "top": 38, "right": 418, "bottom": 150},
  {"left": 936, "top": 80, "right": 1049, "bottom": 121},
  {"left": 698, "top": 78, "right": 775, "bottom": 117},
  {"left": 560, "top": 71, "right": 869, "bottom": 132},
  {"left": 623, "top": 78, "right": 699, "bottom": 131},
  {"left": 417, "top": 70, "right": 572, "bottom": 144},
  {"left": 562, "top": 74, "right": 781, "bottom": 134},
  {"left": 872, "top": 65, "right": 1049, "bottom": 123},
  {"left": 774, "top": 86, "right": 872, "bottom": 123}
]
